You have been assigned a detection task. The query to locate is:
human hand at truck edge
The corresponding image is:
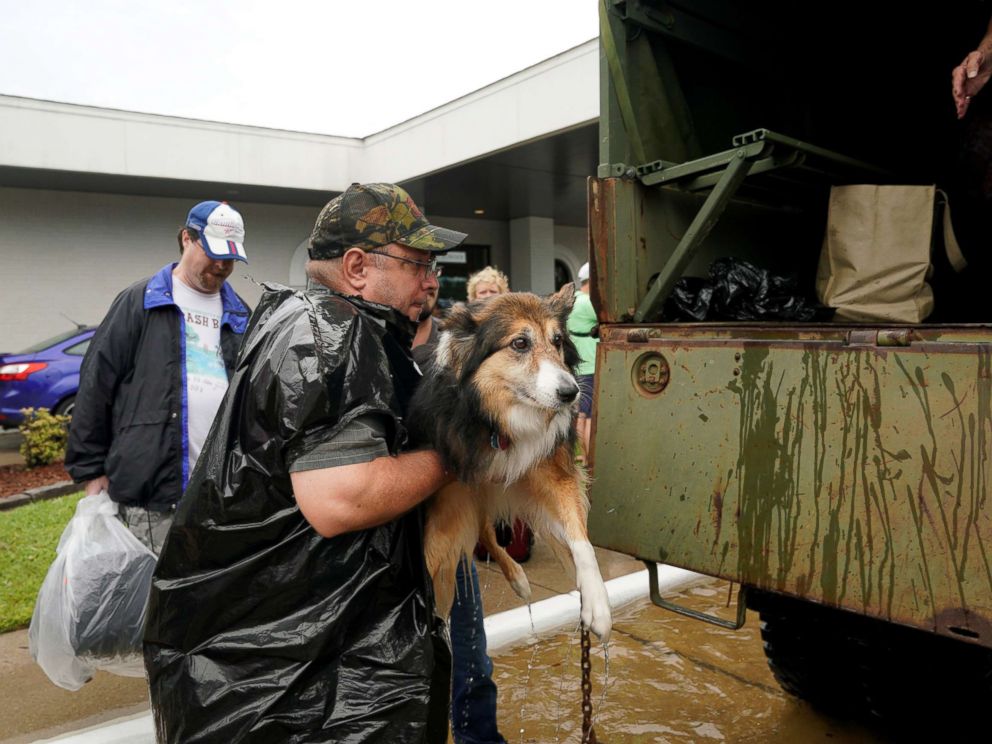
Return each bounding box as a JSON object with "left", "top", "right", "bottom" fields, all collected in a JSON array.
[{"left": 953, "top": 48, "right": 992, "bottom": 119}]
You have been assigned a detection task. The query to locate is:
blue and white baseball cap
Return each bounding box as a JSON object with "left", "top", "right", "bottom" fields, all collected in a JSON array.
[{"left": 186, "top": 201, "right": 248, "bottom": 262}]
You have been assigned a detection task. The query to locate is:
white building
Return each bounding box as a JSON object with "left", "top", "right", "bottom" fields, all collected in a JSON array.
[{"left": 0, "top": 41, "right": 598, "bottom": 351}]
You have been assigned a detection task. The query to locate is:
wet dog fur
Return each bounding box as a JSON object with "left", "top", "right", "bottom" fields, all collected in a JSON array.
[{"left": 409, "top": 283, "right": 612, "bottom": 641}]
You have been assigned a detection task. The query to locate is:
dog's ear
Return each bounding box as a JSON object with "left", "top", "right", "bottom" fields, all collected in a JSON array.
[
  {"left": 562, "top": 331, "right": 581, "bottom": 372},
  {"left": 437, "top": 302, "right": 478, "bottom": 377},
  {"left": 547, "top": 283, "right": 582, "bottom": 371},
  {"left": 440, "top": 301, "right": 477, "bottom": 337},
  {"left": 547, "top": 282, "right": 576, "bottom": 324}
]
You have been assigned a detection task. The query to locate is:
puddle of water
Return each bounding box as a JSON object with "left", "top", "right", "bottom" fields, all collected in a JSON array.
[{"left": 491, "top": 579, "right": 891, "bottom": 744}]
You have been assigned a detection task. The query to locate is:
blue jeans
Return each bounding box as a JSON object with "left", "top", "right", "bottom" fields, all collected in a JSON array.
[
  {"left": 576, "top": 373, "right": 595, "bottom": 417},
  {"left": 450, "top": 560, "right": 506, "bottom": 744}
]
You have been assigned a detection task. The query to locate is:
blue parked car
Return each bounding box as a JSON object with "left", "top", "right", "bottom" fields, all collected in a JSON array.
[{"left": 0, "top": 326, "right": 96, "bottom": 428}]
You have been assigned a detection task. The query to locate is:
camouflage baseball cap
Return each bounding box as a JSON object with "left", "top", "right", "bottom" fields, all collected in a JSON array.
[{"left": 309, "top": 183, "right": 468, "bottom": 259}]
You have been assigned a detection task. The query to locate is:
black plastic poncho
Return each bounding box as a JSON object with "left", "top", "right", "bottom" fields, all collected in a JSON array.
[{"left": 143, "top": 284, "right": 450, "bottom": 744}]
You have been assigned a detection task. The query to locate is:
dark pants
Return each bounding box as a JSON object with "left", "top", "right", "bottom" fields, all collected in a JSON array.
[
  {"left": 450, "top": 560, "right": 506, "bottom": 744},
  {"left": 577, "top": 373, "right": 595, "bottom": 417},
  {"left": 117, "top": 503, "right": 175, "bottom": 556}
]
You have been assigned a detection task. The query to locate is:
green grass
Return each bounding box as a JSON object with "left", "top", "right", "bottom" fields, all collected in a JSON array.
[{"left": 0, "top": 492, "right": 83, "bottom": 633}]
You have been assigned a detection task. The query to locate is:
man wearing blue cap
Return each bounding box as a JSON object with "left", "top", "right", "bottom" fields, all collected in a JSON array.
[{"left": 65, "top": 201, "right": 251, "bottom": 552}]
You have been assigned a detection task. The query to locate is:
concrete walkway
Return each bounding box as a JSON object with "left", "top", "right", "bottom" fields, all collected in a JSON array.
[
  {"left": 33, "top": 557, "right": 701, "bottom": 744},
  {"left": 1, "top": 541, "right": 693, "bottom": 743},
  {"left": 0, "top": 429, "right": 24, "bottom": 467}
]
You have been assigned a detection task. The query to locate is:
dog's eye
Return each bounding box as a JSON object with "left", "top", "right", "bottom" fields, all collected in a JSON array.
[
  {"left": 551, "top": 332, "right": 562, "bottom": 348},
  {"left": 511, "top": 337, "right": 530, "bottom": 352}
]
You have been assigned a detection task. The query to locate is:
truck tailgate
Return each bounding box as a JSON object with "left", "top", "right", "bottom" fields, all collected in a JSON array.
[{"left": 588, "top": 324, "right": 992, "bottom": 646}]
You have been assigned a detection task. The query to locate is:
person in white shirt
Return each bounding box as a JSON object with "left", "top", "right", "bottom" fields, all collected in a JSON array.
[{"left": 65, "top": 201, "right": 251, "bottom": 553}]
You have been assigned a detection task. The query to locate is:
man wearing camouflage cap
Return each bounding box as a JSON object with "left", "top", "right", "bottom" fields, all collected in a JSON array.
[{"left": 145, "top": 183, "right": 467, "bottom": 743}]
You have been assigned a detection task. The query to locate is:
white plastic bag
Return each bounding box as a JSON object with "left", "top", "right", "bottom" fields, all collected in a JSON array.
[{"left": 28, "top": 490, "right": 157, "bottom": 690}]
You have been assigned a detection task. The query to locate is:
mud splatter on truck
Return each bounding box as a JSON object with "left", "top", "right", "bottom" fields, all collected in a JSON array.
[{"left": 588, "top": 0, "right": 992, "bottom": 733}]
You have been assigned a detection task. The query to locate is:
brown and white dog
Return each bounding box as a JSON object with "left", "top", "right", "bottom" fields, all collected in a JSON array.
[{"left": 409, "top": 283, "right": 612, "bottom": 641}]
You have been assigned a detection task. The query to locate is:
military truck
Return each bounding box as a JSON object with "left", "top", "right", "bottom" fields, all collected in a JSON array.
[{"left": 587, "top": 0, "right": 992, "bottom": 730}]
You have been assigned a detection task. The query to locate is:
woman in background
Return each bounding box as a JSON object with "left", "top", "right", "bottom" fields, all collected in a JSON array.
[{"left": 467, "top": 266, "right": 509, "bottom": 301}]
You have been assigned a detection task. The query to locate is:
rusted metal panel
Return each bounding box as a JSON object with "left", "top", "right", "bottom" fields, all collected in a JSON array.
[
  {"left": 588, "top": 326, "right": 992, "bottom": 647},
  {"left": 588, "top": 177, "right": 640, "bottom": 324}
]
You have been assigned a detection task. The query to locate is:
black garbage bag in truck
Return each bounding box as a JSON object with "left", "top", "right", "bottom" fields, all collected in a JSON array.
[
  {"left": 143, "top": 284, "right": 450, "bottom": 744},
  {"left": 662, "top": 257, "right": 830, "bottom": 322}
]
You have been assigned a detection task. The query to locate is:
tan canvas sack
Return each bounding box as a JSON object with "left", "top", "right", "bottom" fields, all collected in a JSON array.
[{"left": 816, "top": 185, "right": 967, "bottom": 323}]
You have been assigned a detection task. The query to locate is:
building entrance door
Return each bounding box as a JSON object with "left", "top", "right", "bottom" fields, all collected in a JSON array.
[{"left": 437, "top": 244, "right": 491, "bottom": 302}]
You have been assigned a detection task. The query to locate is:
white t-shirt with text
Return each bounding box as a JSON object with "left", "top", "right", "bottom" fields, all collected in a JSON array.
[{"left": 172, "top": 276, "right": 228, "bottom": 475}]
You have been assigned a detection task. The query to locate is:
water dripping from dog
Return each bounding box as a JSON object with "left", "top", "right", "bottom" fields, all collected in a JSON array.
[{"left": 516, "top": 637, "right": 543, "bottom": 744}]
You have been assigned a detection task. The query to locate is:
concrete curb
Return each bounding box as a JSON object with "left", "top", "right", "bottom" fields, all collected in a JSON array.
[
  {"left": 35, "top": 712, "right": 154, "bottom": 744},
  {"left": 485, "top": 565, "right": 702, "bottom": 652},
  {"left": 0, "top": 481, "right": 80, "bottom": 512}
]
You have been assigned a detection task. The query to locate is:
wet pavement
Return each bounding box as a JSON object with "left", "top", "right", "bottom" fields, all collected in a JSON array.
[
  {"left": 0, "top": 541, "right": 644, "bottom": 743},
  {"left": 491, "top": 579, "right": 891, "bottom": 744},
  {"left": 0, "top": 629, "right": 149, "bottom": 744},
  {"left": 0, "top": 537, "right": 893, "bottom": 743}
]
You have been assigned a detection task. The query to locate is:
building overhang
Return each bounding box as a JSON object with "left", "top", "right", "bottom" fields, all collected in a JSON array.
[{"left": 0, "top": 39, "right": 598, "bottom": 215}]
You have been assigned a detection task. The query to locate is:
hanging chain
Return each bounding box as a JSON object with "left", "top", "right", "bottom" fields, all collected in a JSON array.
[{"left": 580, "top": 623, "right": 599, "bottom": 744}]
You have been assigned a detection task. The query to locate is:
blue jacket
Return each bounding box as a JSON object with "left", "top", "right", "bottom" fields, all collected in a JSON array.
[{"left": 65, "top": 264, "right": 250, "bottom": 510}]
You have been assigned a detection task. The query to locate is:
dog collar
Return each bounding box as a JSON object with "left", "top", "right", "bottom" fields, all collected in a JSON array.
[{"left": 490, "top": 430, "right": 510, "bottom": 451}]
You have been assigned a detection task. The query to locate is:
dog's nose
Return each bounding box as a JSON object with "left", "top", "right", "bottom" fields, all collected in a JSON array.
[{"left": 557, "top": 379, "right": 579, "bottom": 404}]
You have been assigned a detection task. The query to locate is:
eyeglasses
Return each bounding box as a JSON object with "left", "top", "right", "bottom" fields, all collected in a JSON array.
[{"left": 366, "top": 250, "right": 444, "bottom": 279}]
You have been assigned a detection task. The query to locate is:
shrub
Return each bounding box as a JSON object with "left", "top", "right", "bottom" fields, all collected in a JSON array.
[{"left": 18, "top": 407, "right": 70, "bottom": 468}]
